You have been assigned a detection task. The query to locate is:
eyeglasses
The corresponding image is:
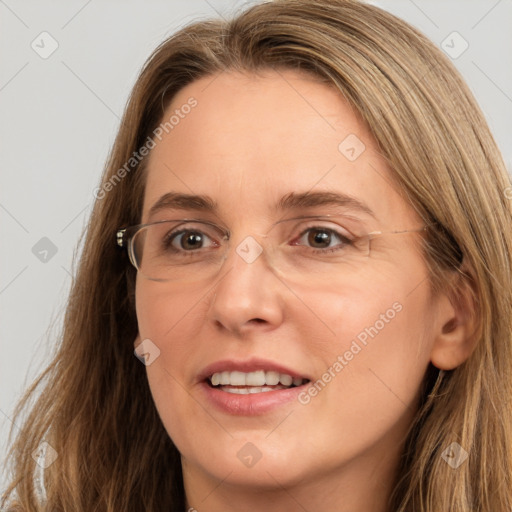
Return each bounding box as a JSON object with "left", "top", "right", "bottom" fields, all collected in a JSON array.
[{"left": 116, "top": 215, "right": 432, "bottom": 284}]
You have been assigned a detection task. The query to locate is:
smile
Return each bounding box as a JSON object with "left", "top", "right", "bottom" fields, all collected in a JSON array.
[
  {"left": 199, "top": 358, "right": 312, "bottom": 415},
  {"left": 208, "top": 370, "right": 309, "bottom": 394}
]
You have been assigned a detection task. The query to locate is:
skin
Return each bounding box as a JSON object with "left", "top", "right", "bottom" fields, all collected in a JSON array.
[{"left": 134, "top": 70, "right": 476, "bottom": 512}]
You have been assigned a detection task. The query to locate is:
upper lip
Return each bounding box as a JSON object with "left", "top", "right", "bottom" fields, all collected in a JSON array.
[{"left": 198, "top": 358, "right": 311, "bottom": 383}]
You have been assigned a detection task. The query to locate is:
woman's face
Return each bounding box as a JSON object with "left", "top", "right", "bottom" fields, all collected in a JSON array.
[{"left": 135, "top": 70, "right": 444, "bottom": 502}]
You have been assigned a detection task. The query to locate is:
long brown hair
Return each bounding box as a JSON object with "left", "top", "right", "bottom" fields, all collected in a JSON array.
[{"left": 2, "top": 1, "right": 511, "bottom": 510}]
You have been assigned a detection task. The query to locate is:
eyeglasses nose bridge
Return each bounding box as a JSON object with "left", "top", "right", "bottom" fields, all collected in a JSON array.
[{"left": 222, "top": 232, "right": 275, "bottom": 267}]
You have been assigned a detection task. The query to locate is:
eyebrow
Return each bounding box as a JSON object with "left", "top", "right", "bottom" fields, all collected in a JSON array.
[{"left": 148, "top": 190, "right": 377, "bottom": 220}]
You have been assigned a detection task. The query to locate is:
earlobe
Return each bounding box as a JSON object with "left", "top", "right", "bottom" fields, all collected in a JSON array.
[
  {"left": 430, "top": 266, "right": 480, "bottom": 371},
  {"left": 134, "top": 333, "right": 141, "bottom": 349}
]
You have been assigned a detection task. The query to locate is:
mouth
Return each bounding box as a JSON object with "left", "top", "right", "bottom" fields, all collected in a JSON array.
[
  {"left": 207, "top": 370, "right": 310, "bottom": 394},
  {"left": 199, "top": 359, "right": 312, "bottom": 415}
]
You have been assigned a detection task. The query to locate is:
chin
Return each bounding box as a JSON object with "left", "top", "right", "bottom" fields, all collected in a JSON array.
[{"left": 185, "top": 446, "right": 311, "bottom": 490}]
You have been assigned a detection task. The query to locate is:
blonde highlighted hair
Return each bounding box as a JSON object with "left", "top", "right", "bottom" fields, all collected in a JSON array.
[{"left": 2, "top": 1, "right": 511, "bottom": 510}]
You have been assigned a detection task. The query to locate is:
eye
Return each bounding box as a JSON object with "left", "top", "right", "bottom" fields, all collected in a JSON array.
[
  {"left": 172, "top": 230, "right": 208, "bottom": 250},
  {"left": 164, "top": 228, "right": 220, "bottom": 252},
  {"left": 293, "top": 226, "right": 354, "bottom": 252}
]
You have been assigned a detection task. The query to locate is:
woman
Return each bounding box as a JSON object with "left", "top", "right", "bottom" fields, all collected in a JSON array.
[{"left": 2, "top": 0, "right": 511, "bottom": 510}]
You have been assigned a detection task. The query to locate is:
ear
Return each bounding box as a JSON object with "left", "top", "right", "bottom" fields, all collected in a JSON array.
[
  {"left": 430, "top": 264, "right": 480, "bottom": 370},
  {"left": 134, "top": 333, "right": 141, "bottom": 349}
]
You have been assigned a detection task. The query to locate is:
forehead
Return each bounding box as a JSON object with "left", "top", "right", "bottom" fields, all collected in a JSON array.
[{"left": 141, "top": 70, "right": 417, "bottom": 228}]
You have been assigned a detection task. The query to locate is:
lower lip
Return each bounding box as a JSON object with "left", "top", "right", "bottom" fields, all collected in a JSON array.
[{"left": 200, "top": 381, "right": 307, "bottom": 415}]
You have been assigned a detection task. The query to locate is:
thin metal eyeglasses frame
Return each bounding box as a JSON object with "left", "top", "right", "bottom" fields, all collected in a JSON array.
[{"left": 116, "top": 216, "right": 436, "bottom": 271}]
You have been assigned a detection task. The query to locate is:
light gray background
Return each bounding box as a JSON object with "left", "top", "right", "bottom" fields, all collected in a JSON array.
[{"left": 1, "top": 0, "right": 511, "bottom": 491}]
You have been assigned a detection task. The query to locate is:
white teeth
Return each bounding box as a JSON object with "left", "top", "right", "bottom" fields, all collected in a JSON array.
[
  {"left": 230, "top": 371, "right": 246, "bottom": 386},
  {"left": 224, "top": 387, "right": 250, "bottom": 394},
  {"left": 265, "top": 371, "right": 280, "bottom": 385},
  {"left": 209, "top": 370, "right": 306, "bottom": 388},
  {"left": 279, "top": 374, "right": 293, "bottom": 387},
  {"left": 221, "top": 385, "right": 288, "bottom": 394},
  {"left": 245, "top": 370, "right": 266, "bottom": 386}
]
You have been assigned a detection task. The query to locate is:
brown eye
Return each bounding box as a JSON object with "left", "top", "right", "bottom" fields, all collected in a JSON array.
[
  {"left": 167, "top": 230, "right": 209, "bottom": 251},
  {"left": 294, "top": 226, "right": 353, "bottom": 252},
  {"left": 307, "top": 229, "right": 333, "bottom": 248}
]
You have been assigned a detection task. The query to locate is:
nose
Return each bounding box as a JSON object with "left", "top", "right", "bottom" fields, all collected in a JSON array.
[{"left": 207, "top": 236, "right": 286, "bottom": 336}]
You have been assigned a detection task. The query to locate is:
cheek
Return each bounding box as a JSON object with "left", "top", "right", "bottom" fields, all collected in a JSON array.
[
  {"left": 135, "top": 281, "right": 217, "bottom": 454},
  {"left": 135, "top": 280, "right": 205, "bottom": 384},
  {"left": 303, "top": 264, "right": 434, "bottom": 446},
  {"left": 135, "top": 280, "right": 207, "bottom": 355}
]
